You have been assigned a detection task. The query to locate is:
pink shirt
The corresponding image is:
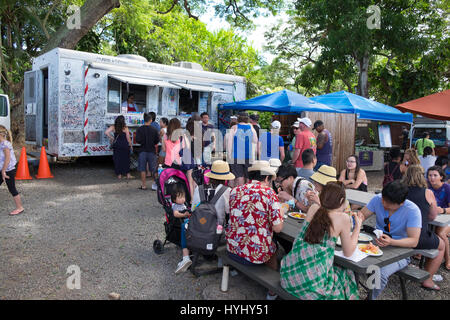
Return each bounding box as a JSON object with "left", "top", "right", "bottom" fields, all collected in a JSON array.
[{"left": 164, "top": 138, "right": 181, "bottom": 167}]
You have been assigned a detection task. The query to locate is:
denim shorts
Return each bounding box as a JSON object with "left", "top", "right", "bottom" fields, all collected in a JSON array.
[{"left": 138, "top": 152, "right": 157, "bottom": 172}]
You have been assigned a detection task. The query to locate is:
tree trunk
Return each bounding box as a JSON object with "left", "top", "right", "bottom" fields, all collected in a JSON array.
[
  {"left": 356, "top": 52, "right": 370, "bottom": 97},
  {"left": 42, "top": 0, "right": 120, "bottom": 53}
]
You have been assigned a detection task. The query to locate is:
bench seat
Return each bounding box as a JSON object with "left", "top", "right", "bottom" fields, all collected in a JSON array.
[
  {"left": 216, "top": 247, "right": 299, "bottom": 300},
  {"left": 396, "top": 265, "right": 429, "bottom": 300}
]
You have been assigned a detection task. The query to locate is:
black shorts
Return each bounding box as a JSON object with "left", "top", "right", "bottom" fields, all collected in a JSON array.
[{"left": 415, "top": 230, "right": 440, "bottom": 250}]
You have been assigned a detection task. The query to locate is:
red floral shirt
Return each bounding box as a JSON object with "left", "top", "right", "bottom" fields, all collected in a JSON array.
[{"left": 226, "top": 181, "right": 283, "bottom": 264}]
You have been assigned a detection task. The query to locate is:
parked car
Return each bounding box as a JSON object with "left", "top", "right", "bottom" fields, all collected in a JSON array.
[{"left": 0, "top": 94, "right": 11, "bottom": 131}]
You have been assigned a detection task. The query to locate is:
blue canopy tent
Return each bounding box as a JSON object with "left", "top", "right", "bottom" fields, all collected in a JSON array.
[
  {"left": 219, "top": 89, "right": 337, "bottom": 114},
  {"left": 310, "top": 91, "right": 413, "bottom": 123}
]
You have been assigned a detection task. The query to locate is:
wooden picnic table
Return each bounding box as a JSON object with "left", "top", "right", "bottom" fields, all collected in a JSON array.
[{"left": 278, "top": 214, "right": 416, "bottom": 275}]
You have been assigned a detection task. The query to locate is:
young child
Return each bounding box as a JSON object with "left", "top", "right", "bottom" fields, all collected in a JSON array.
[
  {"left": 171, "top": 184, "right": 192, "bottom": 274},
  {"left": 0, "top": 125, "right": 24, "bottom": 215}
]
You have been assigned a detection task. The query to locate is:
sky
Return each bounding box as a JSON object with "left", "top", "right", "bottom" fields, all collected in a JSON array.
[{"left": 199, "top": 5, "right": 289, "bottom": 64}]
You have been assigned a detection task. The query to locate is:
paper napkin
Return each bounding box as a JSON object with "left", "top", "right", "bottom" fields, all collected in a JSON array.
[{"left": 335, "top": 248, "right": 368, "bottom": 262}]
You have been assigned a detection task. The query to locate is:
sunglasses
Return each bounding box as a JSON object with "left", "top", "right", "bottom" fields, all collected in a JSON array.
[
  {"left": 384, "top": 217, "right": 390, "bottom": 233},
  {"left": 274, "top": 176, "right": 289, "bottom": 188}
]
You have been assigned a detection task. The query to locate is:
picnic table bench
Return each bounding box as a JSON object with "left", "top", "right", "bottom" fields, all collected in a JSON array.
[{"left": 216, "top": 246, "right": 299, "bottom": 300}]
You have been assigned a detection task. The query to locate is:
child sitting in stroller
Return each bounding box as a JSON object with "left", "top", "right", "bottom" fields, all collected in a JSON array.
[{"left": 171, "top": 184, "right": 193, "bottom": 274}]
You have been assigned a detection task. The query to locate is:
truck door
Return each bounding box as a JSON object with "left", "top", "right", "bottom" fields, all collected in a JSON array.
[
  {"left": 0, "top": 94, "right": 10, "bottom": 131},
  {"left": 24, "top": 70, "right": 43, "bottom": 146}
]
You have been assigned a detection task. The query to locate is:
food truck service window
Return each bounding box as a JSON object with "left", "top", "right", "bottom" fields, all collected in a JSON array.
[
  {"left": 179, "top": 89, "right": 199, "bottom": 114},
  {"left": 107, "top": 77, "right": 121, "bottom": 113},
  {"left": 120, "top": 83, "right": 146, "bottom": 113}
]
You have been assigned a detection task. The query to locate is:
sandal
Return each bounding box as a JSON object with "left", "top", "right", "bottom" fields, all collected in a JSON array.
[
  {"left": 421, "top": 284, "right": 440, "bottom": 291},
  {"left": 138, "top": 186, "right": 147, "bottom": 190},
  {"left": 9, "top": 209, "right": 24, "bottom": 216}
]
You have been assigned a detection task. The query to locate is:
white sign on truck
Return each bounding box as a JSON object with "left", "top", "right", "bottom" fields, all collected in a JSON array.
[{"left": 24, "top": 48, "right": 246, "bottom": 159}]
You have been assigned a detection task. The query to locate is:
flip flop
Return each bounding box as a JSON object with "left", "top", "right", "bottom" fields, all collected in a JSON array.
[
  {"left": 421, "top": 284, "right": 440, "bottom": 291},
  {"left": 138, "top": 186, "right": 147, "bottom": 190},
  {"left": 9, "top": 209, "right": 24, "bottom": 216}
]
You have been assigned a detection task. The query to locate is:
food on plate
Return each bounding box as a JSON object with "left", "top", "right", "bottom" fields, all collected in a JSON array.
[
  {"left": 288, "top": 212, "right": 306, "bottom": 219},
  {"left": 358, "top": 242, "right": 381, "bottom": 255}
]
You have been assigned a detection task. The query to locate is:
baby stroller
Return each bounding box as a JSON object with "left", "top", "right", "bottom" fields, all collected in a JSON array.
[
  {"left": 153, "top": 168, "right": 191, "bottom": 255},
  {"left": 153, "top": 167, "right": 223, "bottom": 277}
]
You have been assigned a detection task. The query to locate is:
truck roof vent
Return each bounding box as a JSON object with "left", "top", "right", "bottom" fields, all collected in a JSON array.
[
  {"left": 117, "top": 54, "right": 148, "bottom": 62},
  {"left": 172, "top": 61, "right": 203, "bottom": 71}
]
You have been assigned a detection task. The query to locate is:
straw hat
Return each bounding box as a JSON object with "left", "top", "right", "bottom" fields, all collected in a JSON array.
[
  {"left": 205, "top": 160, "right": 235, "bottom": 180},
  {"left": 310, "top": 165, "right": 337, "bottom": 185},
  {"left": 248, "top": 160, "right": 277, "bottom": 178}
]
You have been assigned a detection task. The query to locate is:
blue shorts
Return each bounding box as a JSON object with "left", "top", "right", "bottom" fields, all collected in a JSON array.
[{"left": 138, "top": 152, "right": 157, "bottom": 172}]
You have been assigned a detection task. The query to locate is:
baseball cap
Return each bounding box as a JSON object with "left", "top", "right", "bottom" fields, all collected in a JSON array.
[
  {"left": 271, "top": 120, "right": 281, "bottom": 129},
  {"left": 298, "top": 117, "right": 312, "bottom": 128},
  {"left": 292, "top": 121, "right": 300, "bottom": 128}
]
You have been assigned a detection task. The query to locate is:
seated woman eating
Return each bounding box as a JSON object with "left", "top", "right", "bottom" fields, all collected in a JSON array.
[{"left": 280, "top": 181, "right": 362, "bottom": 300}]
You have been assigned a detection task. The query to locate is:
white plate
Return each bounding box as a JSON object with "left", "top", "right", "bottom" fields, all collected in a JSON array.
[
  {"left": 358, "top": 244, "right": 383, "bottom": 256},
  {"left": 336, "top": 233, "right": 373, "bottom": 246},
  {"left": 288, "top": 212, "right": 306, "bottom": 220}
]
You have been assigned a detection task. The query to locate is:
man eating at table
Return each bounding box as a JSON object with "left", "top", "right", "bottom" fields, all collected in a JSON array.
[{"left": 358, "top": 180, "right": 421, "bottom": 300}]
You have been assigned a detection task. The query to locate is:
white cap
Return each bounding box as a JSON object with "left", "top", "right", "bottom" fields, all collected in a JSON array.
[
  {"left": 298, "top": 117, "right": 312, "bottom": 128},
  {"left": 271, "top": 120, "right": 281, "bottom": 129},
  {"left": 292, "top": 121, "right": 300, "bottom": 128}
]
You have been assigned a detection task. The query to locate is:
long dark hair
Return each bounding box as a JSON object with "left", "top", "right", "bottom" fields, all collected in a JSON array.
[
  {"left": 167, "top": 118, "right": 181, "bottom": 141},
  {"left": 114, "top": 115, "right": 126, "bottom": 134},
  {"left": 304, "top": 182, "right": 346, "bottom": 244},
  {"left": 346, "top": 154, "right": 361, "bottom": 180}
]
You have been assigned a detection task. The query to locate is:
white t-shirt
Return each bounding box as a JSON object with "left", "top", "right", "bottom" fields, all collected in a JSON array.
[
  {"left": 419, "top": 155, "right": 437, "bottom": 174},
  {"left": 0, "top": 140, "right": 17, "bottom": 172},
  {"left": 192, "top": 184, "right": 230, "bottom": 226}
]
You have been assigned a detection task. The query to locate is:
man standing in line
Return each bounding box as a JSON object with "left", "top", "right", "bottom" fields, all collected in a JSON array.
[
  {"left": 415, "top": 131, "right": 435, "bottom": 156},
  {"left": 136, "top": 113, "right": 160, "bottom": 190},
  {"left": 313, "top": 120, "right": 333, "bottom": 170},
  {"left": 292, "top": 117, "right": 317, "bottom": 169},
  {"left": 201, "top": 112, "right": 215, "bottom": 165},
  {"left": 249, "top": 114, "right": 261, "bottom": 139}
]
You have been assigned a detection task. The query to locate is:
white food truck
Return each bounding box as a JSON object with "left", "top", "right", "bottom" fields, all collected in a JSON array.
[
  {"left": 23, "top": 48, "right": 246, "bottom": 158},
  {"left": 0, "top": 94, "right": 11, "bottom": 131}
]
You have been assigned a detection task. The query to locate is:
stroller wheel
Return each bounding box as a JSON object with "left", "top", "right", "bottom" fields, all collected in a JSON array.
[{"left": 153, "top": 240, "right": 164, "bottom": 255}]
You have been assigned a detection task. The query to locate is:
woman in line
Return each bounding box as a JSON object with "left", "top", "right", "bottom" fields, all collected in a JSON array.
[
  {"left": 419, "top": 146, "right": 437, "bottom": 175},
  {"left": 427, "top": 165, "right": 450, "bottom": 271},
  {"left": 163, "top": 118, "right": 182, "bottom": 170},
  {"left": 0, "top": 125, "right": 24, "bottom": 215},
  {"left": 403, "top": 165, "right": 444, "bottom": 290},
  {"left": 339, "top": 154, "right": 368, "bottom": 192},
  {"left": 280, "top": 181, "right": 361, "bottom": 300},
  {"left": 105, "top": 115, "right": 132, "bottom": 179},
  {"left": 181, "top": 114, "right": 202, "bottom": 200}
]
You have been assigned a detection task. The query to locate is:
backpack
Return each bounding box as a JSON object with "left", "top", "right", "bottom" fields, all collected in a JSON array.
[
  {"left": 383, "top": 162, "right": 400, "bottom": 187},
  {"left": 185, "top": 185, "right": 229, "bottom": 255}
]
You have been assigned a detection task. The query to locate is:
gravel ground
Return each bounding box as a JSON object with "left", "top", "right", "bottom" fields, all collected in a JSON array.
[{"left": 0, "top": 160, "right": 448, "bottom": 300}]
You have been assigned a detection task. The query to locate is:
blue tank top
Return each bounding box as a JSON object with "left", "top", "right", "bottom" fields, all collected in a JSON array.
[
  {"left": 317, "top": 129, "right": 332, "bottom": 165},
  {"left": 233, "top": 123, "right": 253, "bottom": 160}
]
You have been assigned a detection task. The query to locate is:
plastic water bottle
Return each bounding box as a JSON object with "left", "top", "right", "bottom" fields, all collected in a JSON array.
[
  {"left": 216, "top": 225, "right": 223, "bottom": 234},
  {"left": 158, "top": 164, "right": 163, "bottom": 176}
]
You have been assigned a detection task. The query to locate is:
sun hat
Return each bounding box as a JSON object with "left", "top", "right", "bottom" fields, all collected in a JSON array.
[
  {"left": 205, "top": 160, "right": 235, "bottom": 180},
  {"left": 298, "top": 117, "right": 312, "bottom": 128},
  {"left": 271, "top": 120, "right": 281, "bottom": 129},
  {"left": 310, "top": 165, "right": 337, "bottom": 185},
  {"left": 292, "top": 121, "right": 300, "bottom": 128},
  {"left": 269, "top": 158, "right": 282, "bottom": 173},
  {"left": 248, "top": 160, "right": 277, "bottom": 178}
]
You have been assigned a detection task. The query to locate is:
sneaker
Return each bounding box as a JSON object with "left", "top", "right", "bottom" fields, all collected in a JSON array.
[
  {"left": 175, "top": 258, "right": 192, "bottom": 274},
  {"left": 266, "top": 292, "right": 278, "bottom": 300},
  {"left": 151, "top": 183, "right": 158, "bottom": 191}
]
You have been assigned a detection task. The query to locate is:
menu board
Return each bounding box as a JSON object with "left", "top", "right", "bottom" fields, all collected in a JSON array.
[{"left": 378, "top": 125, "right": 392, "bottom": 148}]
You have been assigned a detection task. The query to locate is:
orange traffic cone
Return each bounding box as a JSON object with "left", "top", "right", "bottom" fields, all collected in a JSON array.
[
  {"left": 36, "top": 146, "right": 54, "bottom": 179},
  {"left": 15, "top": 147, "right": 32, "bottom": 180}
]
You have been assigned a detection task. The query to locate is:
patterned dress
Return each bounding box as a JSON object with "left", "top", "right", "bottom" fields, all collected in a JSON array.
[{"left": 280, "top": 221, "right": 359, "bottom": 300}]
